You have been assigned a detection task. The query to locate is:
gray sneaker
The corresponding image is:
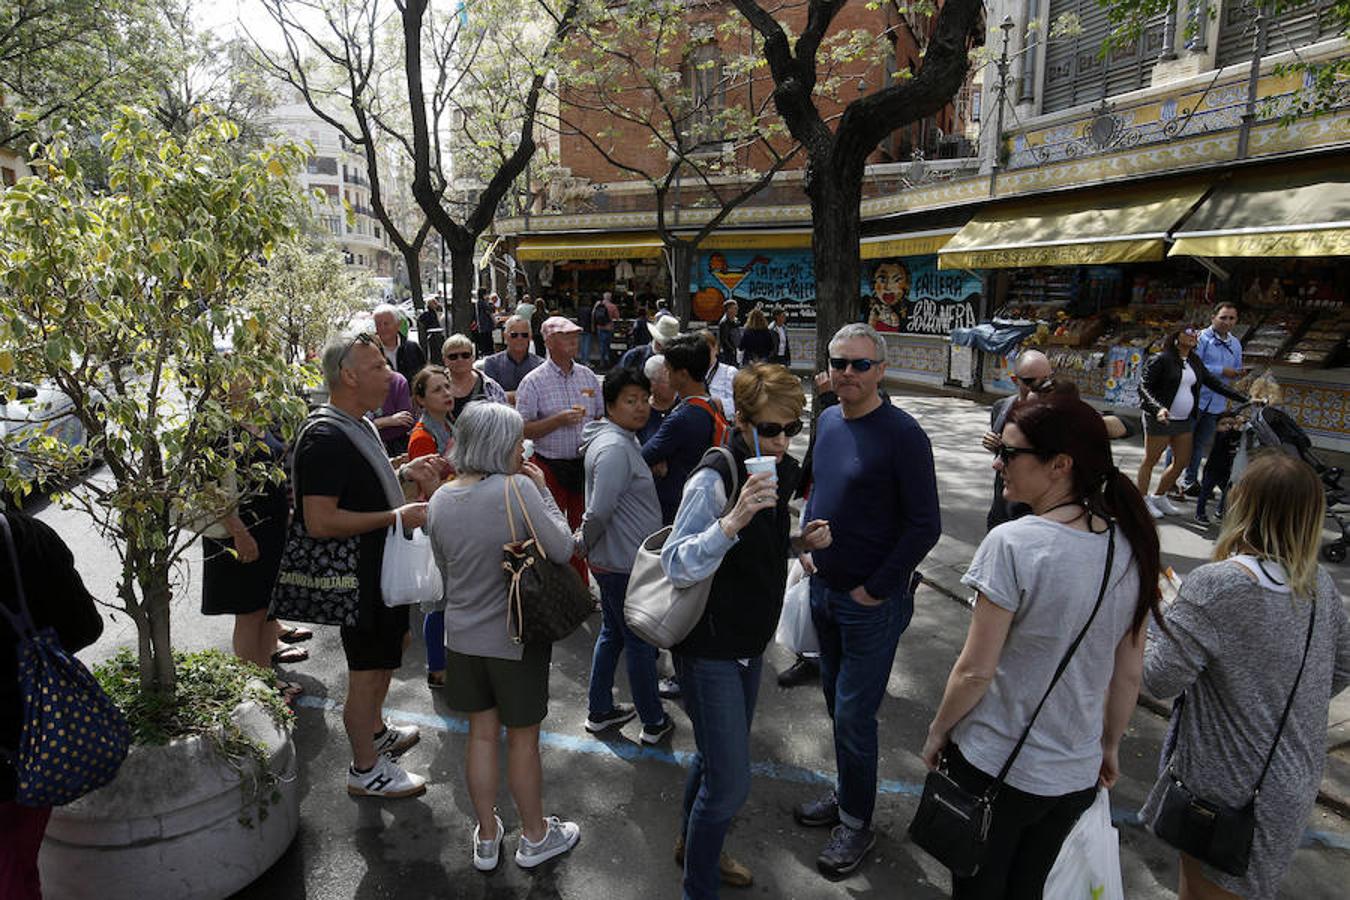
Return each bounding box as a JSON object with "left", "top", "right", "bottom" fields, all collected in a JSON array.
[
  {"left": 473, "top": 813, "right": 505, "bottom": 872},
  {"left": 816, "top": 823, "right": 876, "bottom": 877},
  {"left": 515, "top": 815, "right": 580, "bottom": 868},
  {"left": 793, "top": 789, "right": 839, "bottom": 827}
]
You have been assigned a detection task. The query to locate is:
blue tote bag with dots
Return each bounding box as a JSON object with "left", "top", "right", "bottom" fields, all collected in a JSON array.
[{"left": 0, "top": 514, "right": 130, "bottom": 807}]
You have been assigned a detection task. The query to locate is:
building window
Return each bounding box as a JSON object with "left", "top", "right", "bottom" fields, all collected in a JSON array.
[
  {"left": 306, "top": 156, "right": 338, "bottom": 175},
  {"left": 1042, "top": 0, "right": 1166, "bottom": 113},
  {"left": 681, "top": 44, "right": 725, "bottom": 149},
  {"left": 1215, "top": 0, "right": 1341, "bottom": 68}
]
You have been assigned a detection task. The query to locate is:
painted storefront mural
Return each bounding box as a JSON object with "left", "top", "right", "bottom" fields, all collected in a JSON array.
[
  {"left": 690, "top": 251, "right": 817, "bottom": 326},
  {"left": 864, "top": 256, "right": 981, "bottom": 336}
]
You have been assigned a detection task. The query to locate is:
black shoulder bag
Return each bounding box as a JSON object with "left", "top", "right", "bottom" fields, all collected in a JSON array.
[
  {"left": 1150, "top": 592, "right": 1316, "bottom": 877},
  {"left": 909, "top": 524, "right": 1115, "bottom": 878}
]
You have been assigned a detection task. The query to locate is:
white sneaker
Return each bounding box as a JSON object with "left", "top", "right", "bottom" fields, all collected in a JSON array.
[
  {"left": 515, "top": 815, "right": 580, "bottom": 868},
  {"left": 1144, "top": 496, "right": 1165, "bottom": 520},
  {"left": 373, "top": 723, "right": 420, "bottom": 757},
  {"left": 1154, "top": 495, "right": 1182, "bottom": 516},
  {"left": 473, "top": 813, "right": 505, "bottom": 871},
  {"left": 346, "top": 755, "right": 428, "bottom": 798}
]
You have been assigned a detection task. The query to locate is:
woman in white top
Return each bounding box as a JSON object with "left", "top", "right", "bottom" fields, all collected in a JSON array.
[
  {"left": 1135, "top": 325, "right": 1248, "bottom": 519},
  {"left": 921, "top": 393, "right": 1163, "bottom": 898}
]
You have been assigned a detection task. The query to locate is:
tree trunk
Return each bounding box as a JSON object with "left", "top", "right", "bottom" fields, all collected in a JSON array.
[
  {"left": 807, "top": 155, "right": 865, "bottom": 370},
  {"left": 666, "top": 242, "right": 693, "bottom": 326},
  {"left": 137, "top": 560, "right": 176, "bottom": 698},
  {"left": 405, "top": 252, "right": 424, "bottom": 311},
  {"left": 448, "top": 239, "right": 478, "bottom": 336}
]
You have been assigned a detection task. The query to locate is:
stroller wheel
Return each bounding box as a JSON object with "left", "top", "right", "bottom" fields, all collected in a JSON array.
[{"left": 1323, "top": 542, "right": 1347, "bottom": 564}]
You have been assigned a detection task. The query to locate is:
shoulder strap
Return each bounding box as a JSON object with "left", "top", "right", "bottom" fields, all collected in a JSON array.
[
  {"left": 0, "top": 514, "right": 37, "bottom": 638},
  {"left": 1253, "top": 597, "right": 1317, "bottom": 797},
  {"left": 989, "top": 524, "right": 1116, "bottom": 795},
  {"left": 695, "top": 445, "right": 740, "bottom": 517},
  {"left": 507, "top": 476, "right": 541, "bottom": 546}
]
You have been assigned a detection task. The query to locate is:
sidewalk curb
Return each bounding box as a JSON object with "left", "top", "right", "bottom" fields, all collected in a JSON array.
[{"left": 919, "top": 574, "right": 1350, "bottom": 819}]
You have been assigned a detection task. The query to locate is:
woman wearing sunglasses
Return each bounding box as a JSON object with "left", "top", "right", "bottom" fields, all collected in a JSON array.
[
  {"left": 921, "top": 393, "right": 1162, "bottom": 898},
  {"left": 1136, "top": 325, "right": 1248, "bottom": 519},
  {"left": 439, "top": 332, "right": 508, "bottom": 416},
  {"left": 661, "top": 363, "right": 830, "bottom": 898}
]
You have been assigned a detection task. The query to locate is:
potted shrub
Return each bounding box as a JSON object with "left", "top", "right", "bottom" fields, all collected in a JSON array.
[{"left": 0, "top": 108, "right": 312, "bottom": 899}]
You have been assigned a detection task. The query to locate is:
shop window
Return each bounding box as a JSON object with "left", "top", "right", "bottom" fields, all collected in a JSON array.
[{"left": 1042, "top": 0, "right": 1166, "bottom": 113}]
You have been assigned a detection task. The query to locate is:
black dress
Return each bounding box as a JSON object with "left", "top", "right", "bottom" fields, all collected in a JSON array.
[{"left": 201, "top": 430, "right": 289, "bottom": 616}]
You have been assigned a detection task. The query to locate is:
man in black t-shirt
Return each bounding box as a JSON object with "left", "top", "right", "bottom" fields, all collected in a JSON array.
[{"left": 297, "top": 332, "right": 436, "bottom": 799}]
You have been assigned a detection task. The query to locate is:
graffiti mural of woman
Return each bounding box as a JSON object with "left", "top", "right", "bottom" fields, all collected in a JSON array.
[{"left": 867, "top": 260, "right": 910, "bottom": 332}]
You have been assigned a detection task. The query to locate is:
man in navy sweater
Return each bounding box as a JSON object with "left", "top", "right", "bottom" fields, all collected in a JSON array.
[{"left": 795, "top": 323, "right": 941, "bottom": 877}]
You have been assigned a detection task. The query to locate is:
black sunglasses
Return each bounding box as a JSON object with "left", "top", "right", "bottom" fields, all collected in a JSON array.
[
  {"left": 994, "top": 444, "right": 1043, "bottom": 465},
  {"left": 443, "top": 351, "right": 474, "bottom": 361},
  {"left": 829, "top": 357, "right": 882, "bottom": 373},
  {"left": 341, "top": 331, "right": 380, "bottom": 364},
  {"left": 753, "top": 419, "right": 803, "bottom": 438},
  {"left": 508, "top": 331, "right": 530, "bottom": 338}
]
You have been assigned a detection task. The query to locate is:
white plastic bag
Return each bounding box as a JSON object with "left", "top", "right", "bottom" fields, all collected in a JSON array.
[
  {"left": 380, "top": 509, "right": 442, "bottom": 608},
  {"left": 774, "top": 561, "right": 818, "bottom": 654},
  {"left": 1044, "top": 787, "right": 1125, "bottom": 900}
]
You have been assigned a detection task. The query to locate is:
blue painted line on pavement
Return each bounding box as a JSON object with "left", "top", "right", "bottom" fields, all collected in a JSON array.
[{"left": 294, "top": 695, "right": 1350, "bottom": 850}]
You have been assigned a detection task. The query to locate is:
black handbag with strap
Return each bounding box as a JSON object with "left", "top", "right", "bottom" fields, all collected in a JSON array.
[
  {"left": 909, "top": 524, "right": 1116, "bottom": 878},
  {"left": 1150, "top": 590, "right": 1316, "bottom": 877},
  {"left": 502, "top": 477, "right": 593, "bottom": 645}
]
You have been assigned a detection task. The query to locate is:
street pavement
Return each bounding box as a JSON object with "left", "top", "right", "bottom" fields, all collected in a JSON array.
[{"left": 27, "top": 385, "right": 1350, "bottom": 898}]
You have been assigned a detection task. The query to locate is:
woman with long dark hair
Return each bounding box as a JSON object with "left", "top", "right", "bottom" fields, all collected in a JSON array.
[
  {"left": 1136, "top": 325, "right": 1248, "bottom": 519},
  {"left": 1143, "top": 453, "right": 1350, "bottom": 899},
  {"left": 921, "top": 394, "right": 1162, "bottom": 898}
]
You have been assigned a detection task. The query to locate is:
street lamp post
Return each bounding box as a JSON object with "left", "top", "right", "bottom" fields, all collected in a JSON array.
[{"left": 989, "top": 16, "right": 1017, "bottom": 193}]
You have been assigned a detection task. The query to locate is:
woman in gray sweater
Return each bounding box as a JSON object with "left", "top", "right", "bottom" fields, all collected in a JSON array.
[
  {"left": 1143, "top": 453, "right": 1350, "bottom": 899},
  {"left": 427, "top": 402, "right": 580, "bottom": 873},
  {"left": 578, "top": 367, "right": 669, "bottom": 742}
]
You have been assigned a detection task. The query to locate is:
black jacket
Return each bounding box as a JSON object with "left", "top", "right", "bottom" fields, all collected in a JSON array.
[
  {"left": 674, "top": 436, "right": 801, "bottom": 660},
  {"left": 392, "top": 334, "right": 427, "bottom": 386},
  {"left": 2, "top": 513, "right": 104, "bottom": 802},
  {"left": 1138, "top": 349, "right": 1246, "bottom": 419},
  {"left": 738, "top": 327, "right": 774, "bottom": 364}
]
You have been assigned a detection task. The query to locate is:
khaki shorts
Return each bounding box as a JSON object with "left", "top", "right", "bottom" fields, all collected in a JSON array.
[{"left": 444, "top": 642, "right": 552, "bottom": 728}]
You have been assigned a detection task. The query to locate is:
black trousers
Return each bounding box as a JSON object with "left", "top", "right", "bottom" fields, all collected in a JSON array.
[{"left": 946, "top": 744, "right": 1096, "bottom": 899}]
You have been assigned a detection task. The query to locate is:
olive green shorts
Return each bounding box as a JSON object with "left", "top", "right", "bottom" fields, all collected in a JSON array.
[{"left": 443, "top": 642, "right": 552, "bottom": 728}]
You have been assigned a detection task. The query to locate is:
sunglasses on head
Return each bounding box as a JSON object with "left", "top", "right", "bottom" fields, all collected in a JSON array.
[
  {"left": 752, "top": 419, "right": 803, "bottom": 438},
  {"left": 829, "top": 357, "right": 882, "bottom": 373},
  {"left": 994, "top": 444, "right": 1043, "bottom": 465},
  {"left": 340, "top": 331, "right": 380, "bottom": 364}
]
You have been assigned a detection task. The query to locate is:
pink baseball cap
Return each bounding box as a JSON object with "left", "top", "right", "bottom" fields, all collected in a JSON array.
[{"left": 541, "top": 316, "right": 583, "bottom": 337}]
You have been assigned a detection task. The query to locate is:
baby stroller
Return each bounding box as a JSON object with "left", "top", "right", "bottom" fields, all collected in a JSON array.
[{"left": 1231, "top": 404, "right": 1348, "bottom": 563}]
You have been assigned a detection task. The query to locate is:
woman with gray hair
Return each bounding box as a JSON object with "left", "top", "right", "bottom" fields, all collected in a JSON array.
[
  {"left": 439, "top": 332, "right": 507, "bottom": 416},
  {"left": 426, "top": 401, "right": 581, "bottom": 872}
]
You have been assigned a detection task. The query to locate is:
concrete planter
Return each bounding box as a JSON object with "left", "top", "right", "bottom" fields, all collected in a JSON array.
[{"left": 39, "top": 698, "right": 299, "bottom": 900}]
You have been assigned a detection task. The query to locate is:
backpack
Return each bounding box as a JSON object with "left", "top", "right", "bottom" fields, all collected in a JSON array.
[
  {"left": 592, "top": 301, "right": 611, "bottom": 329},
  {"left": 685, "top": 396, "right": 731, "bottom": 449},
  {"left": 0, "top": 514, "right": 130, "bottom": 807}
]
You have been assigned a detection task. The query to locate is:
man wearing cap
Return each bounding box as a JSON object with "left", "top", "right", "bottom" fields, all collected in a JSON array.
[
  {"left": 482, "top": 315, "right": 544, "bottom": 405},
  {"left": 516, "top": 316, "right": 605, "bottom": 580},
  {"left": 618, "top": 314, "right": 680, "bottom": 372}
]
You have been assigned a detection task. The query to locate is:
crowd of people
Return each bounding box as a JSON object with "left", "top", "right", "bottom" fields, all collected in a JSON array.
[{"left": 6, "top": 289, "right": 1348, "bottom": 900}]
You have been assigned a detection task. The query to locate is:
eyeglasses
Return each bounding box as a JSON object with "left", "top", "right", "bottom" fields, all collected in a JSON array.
[
  {"left": 508, "top": 331, "right": 530, "bottom": 338},
  {"left": 994, "top": 444, "right": 1043, "bottom": 465},
  {"left": 829, "top": 357, "right": 882, "bottom": 373},
  {"left": 443, "top": 351, "right": 474, "bottom": 361},
  {"left": 752, "top": 419, "right": 803, "bottom": 438},
  {"left": 340, "top": 331, "right": 380, "bottom": 365}
]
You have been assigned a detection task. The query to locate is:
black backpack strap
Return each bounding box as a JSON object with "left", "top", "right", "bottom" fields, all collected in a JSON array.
[
  {"left": 694, "top": 445, "right": 740, "bottom": 517},
  {"left": 988, "top": 523, "right": 1116, "bottom": 796},
  {"left": 0, "top": 513, "right": 37, "bottom": 638}
]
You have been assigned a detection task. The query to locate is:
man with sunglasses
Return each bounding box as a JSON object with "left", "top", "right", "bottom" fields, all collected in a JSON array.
[
  {"left": 482, "top": 315, "right": 544, "bottom": 405},
  {"left": 794, "top": 323, "right": 941, "bottom": 878},
  {"left": 983, "top": 350, "right": 1053, "bottom": 530}
]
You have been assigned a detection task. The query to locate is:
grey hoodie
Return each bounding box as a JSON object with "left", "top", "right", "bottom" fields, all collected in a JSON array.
[{"left": 579, "top": 418, "right": 663, "bottom": 573}]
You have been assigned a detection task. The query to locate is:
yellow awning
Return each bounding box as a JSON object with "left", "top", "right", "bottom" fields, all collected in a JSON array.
[
  {"left": 1169, "top": 167, "right": 1350, "bottom": 258},
  {"left": 689, "top": 231, "right": 813, "bottom": 250},
  {"left": 938, "top": 185, "right": 1209, "bottom": 270},
  {"left": 861, "top": 230, "right": 958, "bottom": 259},
  {"left": 515, "top": 232, "right": 663, "bottom": 261}
]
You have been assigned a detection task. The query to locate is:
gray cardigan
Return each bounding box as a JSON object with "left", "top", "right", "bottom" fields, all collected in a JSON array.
[
  {"left": 428, "top": 473, "right": 574, "bottom": 661},
  {"left": 578, "top": 419, "right": 662, "bottom": 573}
]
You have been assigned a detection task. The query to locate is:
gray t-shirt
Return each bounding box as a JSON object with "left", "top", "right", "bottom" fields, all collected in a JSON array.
[{"left": 952, "top": 517, "right": 1140, "bottom": 795}]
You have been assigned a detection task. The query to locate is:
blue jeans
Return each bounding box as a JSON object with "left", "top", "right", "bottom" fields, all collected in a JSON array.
[
  {"left": 587, "top": 571, "right": 663, "bottom": 726},
  {"left": 676, "top": 654, "right": 761, "bottom": 900},
  {"left": 579, "top": 331, "right": 593, "bottom": 364},
  {"left": 810, "top": 577, "right": 910, "bottom": 829},
  {"left": 598, "top": 329, "right": 612, "bottom": 366},
  {"left": 1184, "top": 410, "right": 1221, "bottom": 486},
  {"left": 423, "top": 610, "right": 445, "bottom": 672}
]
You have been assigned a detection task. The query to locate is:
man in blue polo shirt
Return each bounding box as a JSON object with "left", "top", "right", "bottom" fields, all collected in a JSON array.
[
  {"left": 1180, "top": 302, "right": 1244, "bottom": 494},
  {"left": 794, "top": 323, "right": 941, "bottom": 878}
]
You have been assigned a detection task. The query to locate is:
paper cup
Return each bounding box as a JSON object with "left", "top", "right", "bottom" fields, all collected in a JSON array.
[{"left": 744, "top": 455, "right": 777, "bottom": 484}]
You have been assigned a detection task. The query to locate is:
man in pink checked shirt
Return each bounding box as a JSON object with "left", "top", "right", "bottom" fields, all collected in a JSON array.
[{"left": 516, "top": 316, "right": 604, "bottom": 582}]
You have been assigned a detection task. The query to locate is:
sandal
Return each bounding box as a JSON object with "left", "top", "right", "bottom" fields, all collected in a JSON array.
[
  {"left": 272, "top": 645, "right": 309, "bottom": 665},
  {"left": 276, "top": 680, "right": 304, "bottom": 704},
  {"left": 278, "top": 625, "right": 314, "bottom": 644}
]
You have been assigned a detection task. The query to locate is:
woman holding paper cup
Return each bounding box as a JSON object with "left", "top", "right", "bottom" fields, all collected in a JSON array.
[{"left": 661, "top": 363, "right": 831, "bottom": 897}]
